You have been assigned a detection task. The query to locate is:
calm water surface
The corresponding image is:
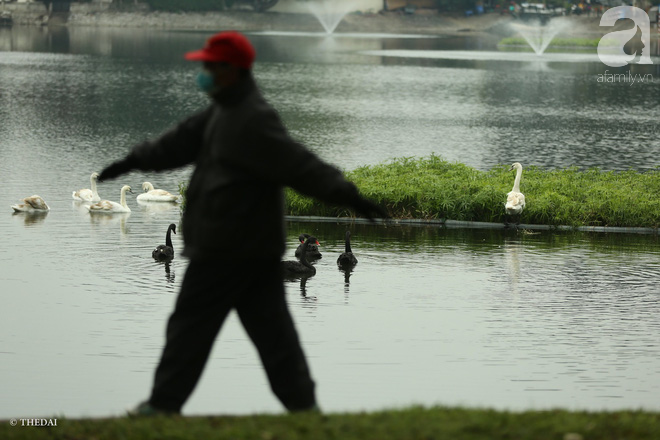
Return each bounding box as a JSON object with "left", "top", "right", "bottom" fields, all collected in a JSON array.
[{"left": 0, "top": 26, "right": 659, "bottom": 418}]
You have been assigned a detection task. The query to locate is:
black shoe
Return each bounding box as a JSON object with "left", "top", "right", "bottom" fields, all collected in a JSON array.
[
  {"left": 290, "top": 403, "right": 322, "bottom": 414},
  {"left": 127, "top": 401, "right": 177, "bottom": 417}
]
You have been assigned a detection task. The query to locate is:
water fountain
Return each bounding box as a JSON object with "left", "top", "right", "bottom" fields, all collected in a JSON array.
[
  {"left": 509, "top": 17, "right": 570, "bottom": 56},
  {"left": 359, "top": 14, "right": 590, "bottom": 66},
  {"left": 307, "top": 0, "right": 353, "bottom": 35},
  {"left": 249, "top": 0, "right": 438, "bottom": 39},
  {"left": 246, "top": 0, "right": 441, "bottom": 47},
  {"left": 360, "top": 15, "right": 599, "bottom": 66}
]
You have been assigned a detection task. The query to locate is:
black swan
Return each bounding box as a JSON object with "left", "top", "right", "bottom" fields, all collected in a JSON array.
[
  {"left": 294, "top": 233, "right": 322, "bottom": 260},
  {"left": 282, "top": 235, "right": 318, "bottom": 276},
  {"left": 153, "top": 223, "right": 176, "bottom": 261},
  {"left": 337, "top": 230, "right": 358, "bottom": 268}
]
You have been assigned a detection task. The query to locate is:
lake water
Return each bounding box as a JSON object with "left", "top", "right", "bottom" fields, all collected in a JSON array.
[{"left": 0, "top": 25, "right": 659, "bottom": 418}]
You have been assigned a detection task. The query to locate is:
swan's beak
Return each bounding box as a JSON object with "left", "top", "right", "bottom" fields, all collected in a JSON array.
[{"left": 508, "top": 165, "right": 514, "bottom": 172}]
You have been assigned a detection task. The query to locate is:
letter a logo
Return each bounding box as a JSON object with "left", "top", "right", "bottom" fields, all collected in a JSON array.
[{"left": 598, "top": 6, "right": 652, "bottom": 67}]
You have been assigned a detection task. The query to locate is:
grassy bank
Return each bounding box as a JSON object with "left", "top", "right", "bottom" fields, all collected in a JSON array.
[
  {"left": 497, "top": 37, "right": 612, "bottom": 52},
  {"left": 2, "top": 406, "right": 659, "bottom": 440},
  {"left": 285, "top": 156, "right": 660, "bottom": 228},
  {"left": 499, "top": 37, "right": 601, "bottom": 47}
]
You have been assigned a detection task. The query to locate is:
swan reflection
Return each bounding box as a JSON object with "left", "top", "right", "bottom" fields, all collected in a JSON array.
[
  {"left": 284, "top": 275, "right": 316, "bottom": 301},
  {"left": 12, "top": 210, "right": 49, "bottom": 226},
  {"left": 503, "top": 239, "right": 522, "bottom": 295},
  {"left": 72, "top": 200, "right": 91, "bottom": 214},
  {"left": 298, "top": 276, "right": 309, "bottom": 297},
  {"left": 163, "top": 262, "right": 175, "bottom": 284},
  {"left": 339, "top": 266, "right": 353, "bottom": 297},
  {"left": 137, "top": 199, "right": 181, "bottom": 214},
  {"left": 88, "top": 211, "right": 130, "bottom": 236}
]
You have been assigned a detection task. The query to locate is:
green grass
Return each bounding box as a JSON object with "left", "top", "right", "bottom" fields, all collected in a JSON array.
[
  {"left": 285, "top": 155, "right": 660, "bottom": 228},
  {"left": 497, "top": 37, "right": 618, "bottom": 52},
  {"left": 2, "top": 406, "right": 659, "bottom": 440},
  {"left": 177, "top": 181, "right": 187, "bottom": 212},
  {"left": 499, "top": 37, "right": 604, "bottom": 48}
]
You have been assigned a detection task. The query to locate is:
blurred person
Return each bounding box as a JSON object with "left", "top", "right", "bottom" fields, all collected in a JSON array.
[{"left": 99, "top": 30, "right": 387, "bottom": 416}]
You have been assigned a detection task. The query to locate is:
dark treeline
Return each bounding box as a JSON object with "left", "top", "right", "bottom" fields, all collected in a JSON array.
[{"left": 55, "top": 0, "right": 570, "bottom": 14}]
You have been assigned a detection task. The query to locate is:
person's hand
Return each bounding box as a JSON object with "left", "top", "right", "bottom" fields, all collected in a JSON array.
[
  {"left": 98, "top": 157, "right": 135, "bottom": 182},
  {"left": 339, "top": 182, "right": 388, "bottom": 222},
  {"left": 352, "top": 196, "right": 389, "bottom": 222}
]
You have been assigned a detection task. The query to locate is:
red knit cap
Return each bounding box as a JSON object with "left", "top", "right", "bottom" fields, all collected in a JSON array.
[{"left": 184, "top": 31, "right": 256, "bottom": 69}]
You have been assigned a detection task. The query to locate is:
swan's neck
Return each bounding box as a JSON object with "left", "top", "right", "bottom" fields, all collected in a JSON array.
[
  {"left": 146, "top": 183, "right": 154, "bottom": 192},
  {"left": 345, "top": 232, "right": 352, "bottom": 254},
  {"left": 166, "top": 227, "right": 174, "bottom": 248},
  {"left": 90, "top": 175, "right": 98, "bottom": 196},
  {"left": 512, "top": 166, "right": 522, "bottom": 193},
  {"left": 120, "top": 188, "right": 128, "bottom": 208},
  {"left": 300, "top": 242, "right": 314, "bottom": 269}
]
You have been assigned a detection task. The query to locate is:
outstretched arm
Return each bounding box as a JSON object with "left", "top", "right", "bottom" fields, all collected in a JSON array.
[
  {"left": 237, "top": 110, "right": 388, "bottom": 220},
  {"left": 99, "top": 107, "right": 212, "bottom": 181}
]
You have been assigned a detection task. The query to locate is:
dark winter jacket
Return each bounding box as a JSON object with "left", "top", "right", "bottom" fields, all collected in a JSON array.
[{"left": 128, "top": 75, "right": 360, "bottom": 261}]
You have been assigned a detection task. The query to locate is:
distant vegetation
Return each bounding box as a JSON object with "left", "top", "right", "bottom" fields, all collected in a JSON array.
[
  {"left": 143, "top": 0, "right": 300, "bottom": 12},
  {"left": 139, "top": 0, "right": 498, "bottom": 13},
  {"left": 499, "top": 37, "right": 603, "bottom": 47},
  {"left": 497, "top": 37, "right": 618, "bottom": 52},
  {"left": 144, "top": 0, "right": 227, "bottom": 12},
  {"left": 1, "top": 406, "right": 659, "bottom": 440}
]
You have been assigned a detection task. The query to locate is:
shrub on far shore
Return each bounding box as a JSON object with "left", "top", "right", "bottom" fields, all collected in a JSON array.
[
  {"left": 145, "top": 0, "right": 227, "bottom": 12},
  {"left": 497, "top": 37, "right": 618, "bottom": 52},
  {"left": 498, "top": 36, "right": 603, "bottom": 47}
]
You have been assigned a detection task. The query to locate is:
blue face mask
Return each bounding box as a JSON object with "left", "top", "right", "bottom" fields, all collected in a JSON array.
[{"left": 196, "top": 70, "right": 215, "bottom": 93}]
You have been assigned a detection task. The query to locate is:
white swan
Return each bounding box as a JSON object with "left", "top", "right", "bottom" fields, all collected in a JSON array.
[
  {"left": 11, "top": 195, "right": 50, "bottom": 212},
  {"left": 86, "top": 185, "right": 133, "bottom": 213},
  {"left": 505, "top": 162, "right": 526, "bottom": 216},
  {"left": 72, "top": 172, "right": 101, "bottom": 202},
  {"left": 136, "top": 182, "right": 180, "bottom": 203}
]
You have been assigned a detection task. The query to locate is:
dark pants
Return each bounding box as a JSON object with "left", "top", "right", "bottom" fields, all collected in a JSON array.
[{"left": 148, "top": 259, "right": 316, "bottom": 413}]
